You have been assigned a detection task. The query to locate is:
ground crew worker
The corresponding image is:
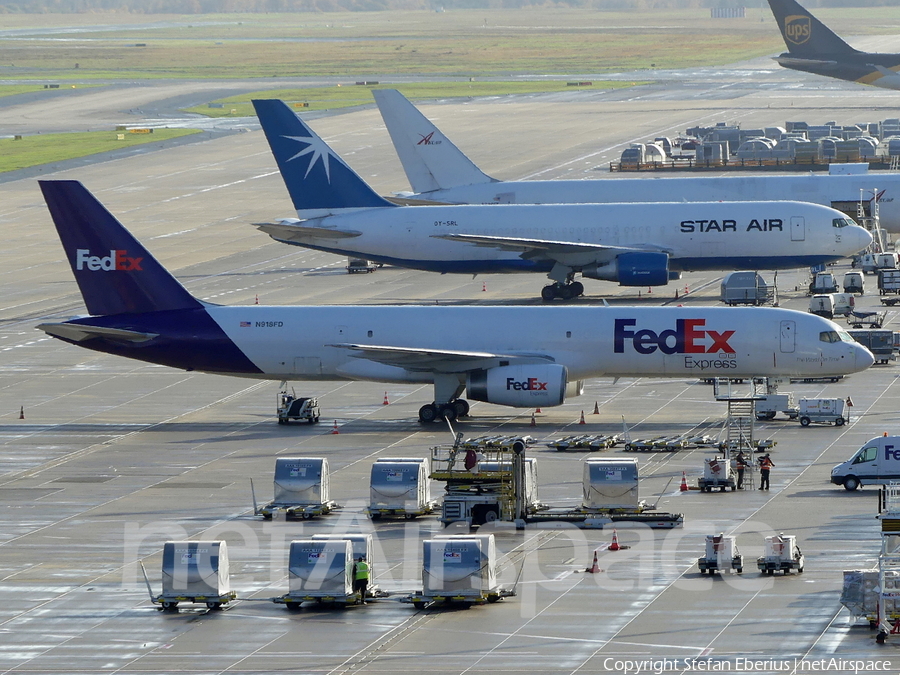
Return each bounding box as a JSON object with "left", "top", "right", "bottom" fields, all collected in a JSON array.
[
  {"left": 735, "top": 451, "right": 748, "bottom": 490},
  {"left": 759, "top": 454, "right": 774, "bottom": 490},
  {"left": 354, "top": 556, "right": 370, "bottom": 601}
]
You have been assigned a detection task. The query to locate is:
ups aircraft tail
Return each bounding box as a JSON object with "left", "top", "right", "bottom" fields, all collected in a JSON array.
[
  {"left": 39, "top": 180, "right": 202, "bottom": 316},
  {"left": 252, "top": 99, "right": 395, "bottom": 219},
  {"left": 768, "top": 0, "right": 858, "bottom": 58},
  {"left": 371, "top": 89, "right": 495, "bottom": 195}
]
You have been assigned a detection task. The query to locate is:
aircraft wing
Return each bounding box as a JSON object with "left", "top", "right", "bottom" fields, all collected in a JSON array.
[
  {"left": 328, "top": 343, "right": 552, "bottom": 373},
  {"left": 432, "top": 232, "right": 668, "bottom": 259},
  {"left": 253, "top": 220, "right": 362, "bottom": 241},
  {"left": 37, "top": 322, "right": 159, "bottom": 343}
]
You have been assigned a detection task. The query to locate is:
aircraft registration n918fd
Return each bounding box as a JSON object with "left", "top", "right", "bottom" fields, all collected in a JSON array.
[
  {"left": 251, "top": 100, "right": 871, "bottom": 302},
  {"left": 37, "top": 181, "right": 873, "bottom": 424}
]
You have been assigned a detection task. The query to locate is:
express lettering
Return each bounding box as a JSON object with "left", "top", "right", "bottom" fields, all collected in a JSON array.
[
  {"left": 76, "top": 249, "right": 143, "bottom": 271},
  {"left": 885, "top": 444, "right": 900, "bottom": 461},
  {"left": 614, "top": 318, "right": 735, "bottom": 355},
  {"left": 506, "top": 377, "right": 548, "bottom": 391}
]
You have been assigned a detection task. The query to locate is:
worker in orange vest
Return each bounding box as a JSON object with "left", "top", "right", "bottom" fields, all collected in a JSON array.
[{"left": 759, "top": 454, "right": 774, "bottom": 490}]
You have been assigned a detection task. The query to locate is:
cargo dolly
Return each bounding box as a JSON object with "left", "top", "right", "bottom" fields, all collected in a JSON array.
[
  {"left": 403, "top": 587, "right": 516, "bottom": 610},
  {"left": 546, "top": 434, "right": 620, "bottom": 452},
  {"left": 140, "top": 542, "right": 237, "bottom": 611},
  {"left": 697, "top": 534, "right": 743, "bottom": 575},
  {"left": 756, "top": 534, "right": 804, "bottom": 575}
]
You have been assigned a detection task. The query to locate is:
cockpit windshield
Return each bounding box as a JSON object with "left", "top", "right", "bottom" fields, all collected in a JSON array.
[
  {"left": 832, "top": 218, "right": 855, "bottom": 228},
  {"left": 819, "top": 330, "right": 856, "bottom": 344}
]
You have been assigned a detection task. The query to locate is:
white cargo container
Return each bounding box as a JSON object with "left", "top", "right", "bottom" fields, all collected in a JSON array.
[
  {"left": 479, "top": 457, "right": 541, "bottom": 512},
  {"left": 155, "top": 541, "right": 235, "bottom": 610},
  {"left": 582, "top": 459, "right": 640, "bottom": 510},
  {"left": 843, "top": 270, "right": 865, "bottom": 295},
  {"left": 407, "top": 534, "right": 513, "bottom": 608},
  {"left": 311, "top": 533, "right": 382, "bottom": 598},
  {"left": 808, "top": 294, "right": 835, "bottom": 319},
  {"left": 757, "top": 534, "right": 804, "bottom": 575},
  {"left": 697, "top": 534, "right": 743, "bottom": 574},
  {"left": 698, "top": 456, "right": 736, "bottom": 492},
  {"left": 274, "top": 539, "right": 355, "bottom": 609},
  {"left": 257, "top": 457, "right": 335, "bottom": 520},
  {"left": 754, "top": 393, "right": 799, "bottom": 420},
  {"left": 798, "top": 398, "right": 847, "bottom": 427},
  {"left": 368, "top": 460, "right": 433, "bottom": 519},
  {"left": 809, "top": 272, "right": 839, "bottom": 294}
]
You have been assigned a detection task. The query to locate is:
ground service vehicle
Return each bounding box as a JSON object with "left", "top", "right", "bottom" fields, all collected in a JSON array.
[
  {"left": 277, "top": 394, "right": 320, "bottom": 424},
  {"left": 798, "top": 398, "right": 847, "bottom": 426},
  {"left": 831, "top": 435, "right": 900, "bottom": 491}
]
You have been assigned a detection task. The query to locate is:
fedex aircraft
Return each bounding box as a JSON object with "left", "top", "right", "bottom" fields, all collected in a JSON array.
[
  {"left": 371, "top": 88, "right": 900, "bottom": 233},
  {"left": 253, "top": 99, "right": 870, "bottom": 302},
  {"left": 37, "top": 180, "right": 873, "bottom": 424}
]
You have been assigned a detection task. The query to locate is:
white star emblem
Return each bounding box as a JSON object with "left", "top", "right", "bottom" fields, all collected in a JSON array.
[{"left": 281, "top": 133, "right": 335, "bottom": 183}]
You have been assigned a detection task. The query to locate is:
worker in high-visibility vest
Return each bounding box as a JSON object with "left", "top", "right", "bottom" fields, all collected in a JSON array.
[
  {"left": 758, "top": 454, "right": 774, "bottom": 491},
  {"left": 353, "top": 556, "right": 370, "bottom": 602}
]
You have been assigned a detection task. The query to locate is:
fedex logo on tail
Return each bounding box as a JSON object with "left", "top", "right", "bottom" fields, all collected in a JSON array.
[
  {"left": 76, "top": 249, "right": 143, "bottom": 271},
  {"left": 614, "top": 319, "right": 735, "bottom": 355}
]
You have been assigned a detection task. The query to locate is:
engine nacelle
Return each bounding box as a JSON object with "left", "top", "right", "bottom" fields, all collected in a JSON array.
[
  {"left": 467, "top": 364, "right": 568, "bottom": 408},
  {"left": 583, "top": 252, "right": 670, "bottom": 287}
]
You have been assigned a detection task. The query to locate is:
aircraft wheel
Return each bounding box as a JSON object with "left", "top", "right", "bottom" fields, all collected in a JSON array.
[
  {"left": 570, "top": 281, "right": 585, "bottom": 297},
  {"left": 560, "top": 284, "right": 578, "bottom": 300},
  {"left": 541, "top": 285, "right": 557, "bottom": 302},
  {"left": 419, "top": 404, "right": 439, "bottom": 424},
  {"left": 453, "top": 399, "right": 470, "bottom": 418},
  {"left": 439, "top": 404, "right": 458, "bottom": 422}
]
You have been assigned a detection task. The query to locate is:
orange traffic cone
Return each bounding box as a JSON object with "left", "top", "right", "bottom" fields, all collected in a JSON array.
[
  {"left": 593, "top": 401, "right": 600, "bottom": 415},
  {"left": 255, "top": 294, "right": 259, "bottom": 305},
  {"left": 608, "top": 529, "right": 621, "bottom": 551},
  {"left": 382, "top": 391, "right": 390, "bottom": 405},
  {"left": 585, "top": 550, "right": 601, "bottom": 573},
  {"left": 578, "top": 410, "right": 586, "bottom": 425},
  {"left": 647, "top": 287, "right": 652, "bottom": 294},
  {"left": 331, "top": 420, "right": 339, "bottom": 434},
  {"left": 482, "top": 281, "right": 487, "bottom": 292},
  {"left": 684, "top": 285, "right": 689, "bottom": 295},
  {"left": 680, "top": 471, "right": 689, "bottom": 492},
  {"left": 18, "top": 406, "right": 24, "bottom": 420},
  {"left": 535, "top": 407, "right": 542, "bottom": 414},
  {"left": 530, "top": 412, "right": 536, "bottom": 427}
]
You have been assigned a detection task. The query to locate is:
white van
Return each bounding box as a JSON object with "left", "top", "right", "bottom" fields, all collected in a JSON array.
[{"left": 831, "top": 435, "right": 900, "bottom": 491}]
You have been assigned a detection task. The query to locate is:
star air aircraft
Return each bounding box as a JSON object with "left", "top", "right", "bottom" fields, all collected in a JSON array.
[
  {"left": 769, "top": 0, "right": 900, "bottom": 91},
  {"left": 371, "top": 89, "right": 900, "bottom": 233},
  {"left": 37, "top": 181, "right": 872, "bottom": 424},
  {"left": 252, "top": 99, "right": 871, "bottom": 302}
]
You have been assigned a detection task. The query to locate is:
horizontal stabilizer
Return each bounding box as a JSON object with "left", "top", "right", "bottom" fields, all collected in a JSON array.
[
  {"left": 37, "top": 322, "right": 159, "bottom": 343},
  {"left": 774, "top": 55, "right": 839, "bottom": 69},
  {"left": 253, "top": 220, "right": 362, "bottom": 242}
]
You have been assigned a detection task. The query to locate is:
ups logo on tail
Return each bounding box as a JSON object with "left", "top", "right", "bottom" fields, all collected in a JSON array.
[{"left": 785, "top": 14, "right": 811, "bottom": 45}]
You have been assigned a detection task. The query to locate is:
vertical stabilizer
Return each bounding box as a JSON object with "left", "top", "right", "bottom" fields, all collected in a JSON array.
[
  {"left": 767, "top": 0, "right": 858, "bottom": 57},
  {"left": 372, "top": 89, "right": 495, "bottom": 194},
  {"left": 39, "top": 180, "right": 202, "bottom": 316},
  {"left": 252, "top": 99, "right": 395, "bottom": 219}
]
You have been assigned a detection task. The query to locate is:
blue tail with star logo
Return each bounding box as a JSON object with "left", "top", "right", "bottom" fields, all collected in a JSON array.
[{"left": 252, "top": 99, "right": 395, "bottom": 219}]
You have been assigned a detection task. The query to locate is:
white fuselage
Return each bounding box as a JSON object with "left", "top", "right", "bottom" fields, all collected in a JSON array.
[
  {"left": 283, "top": 200, "right": 868, "bottom": 275},
  {"left": 209, "top": 305, "right": 872, "bottom": 382},
  {"left": 406, "top": 173, "right": 899, "bottom": 233}
]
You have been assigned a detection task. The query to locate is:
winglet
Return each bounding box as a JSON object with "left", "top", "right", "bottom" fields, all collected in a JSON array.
[
  {"left": 372, "top": 89, "right": 495, "bottom": 195},
  {"left": 39, "top": 180, "right": 202, "bottom": 316},
  {"left": 252, "top": 99, "right": 395, "bottom": 219},
  {"left": 767, "top": 0, "right": 858, "bottom": 57}
]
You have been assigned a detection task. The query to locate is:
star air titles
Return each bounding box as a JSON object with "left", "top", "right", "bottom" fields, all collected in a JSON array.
[{"left": 679, "top": 219, "right": 783, "bottom": 233}]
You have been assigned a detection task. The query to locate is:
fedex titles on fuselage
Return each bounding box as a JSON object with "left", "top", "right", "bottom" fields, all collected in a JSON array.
[
  {"left": 615, "top": 318, "right": 738, "bottom": 370},
  {"left": 679, "top": 218, "right": 782, "bottom": 233}
]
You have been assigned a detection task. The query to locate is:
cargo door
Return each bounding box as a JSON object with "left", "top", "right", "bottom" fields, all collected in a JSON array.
[
  {"left": 790, "top": 216, "right": 805, "bottom": 241},
  {"left": 780, "top": 320, "right": 796, "bottom": 353}
]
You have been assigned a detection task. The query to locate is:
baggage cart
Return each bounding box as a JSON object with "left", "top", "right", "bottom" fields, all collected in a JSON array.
[
  {"left": 798, "top": 397, "right": 847, "bottom": 426},
  {"left": 757, "top": 534, "right": 804, "bottom": 575},
  {"left": 697, "top": 534, "right": 743, "bottom": 574}
]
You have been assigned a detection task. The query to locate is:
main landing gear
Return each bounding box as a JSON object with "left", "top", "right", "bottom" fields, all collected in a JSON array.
[
  {"left": 541, "top": 281, "right": 584, "bottom": 302},
  {"left": 418, "top": 399, "right": 470, "bottom": 424}
]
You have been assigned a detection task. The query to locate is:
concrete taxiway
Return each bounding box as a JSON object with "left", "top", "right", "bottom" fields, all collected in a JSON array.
[{"left": 2, "top": 64, "right": 900, "bottom": 673}]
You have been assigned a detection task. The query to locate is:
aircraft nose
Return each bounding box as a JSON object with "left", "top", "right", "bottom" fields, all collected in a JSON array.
[
  {"left": 855, "top": 343, "right": 875, "bottom": 371},
  {"left": 857, "top": 225, "right": 873, "bottom": 252}
]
